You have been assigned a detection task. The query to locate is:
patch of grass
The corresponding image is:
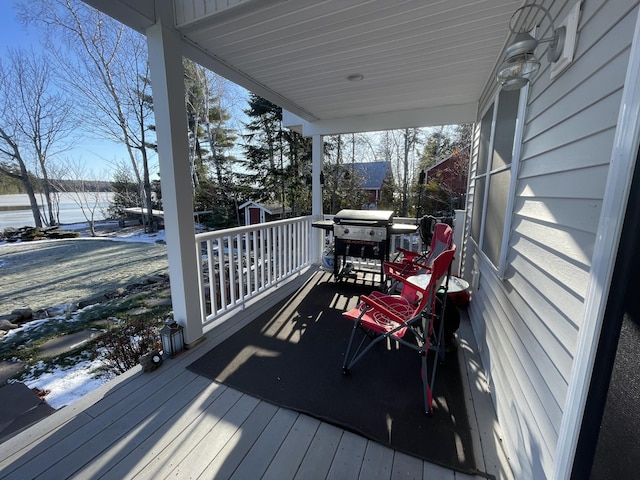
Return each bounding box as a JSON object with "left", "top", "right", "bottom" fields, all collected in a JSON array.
[{"left": 2, "top": 286, "right": 173, "bottom": 371}]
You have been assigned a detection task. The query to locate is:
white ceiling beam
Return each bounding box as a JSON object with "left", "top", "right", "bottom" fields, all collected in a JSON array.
[{"left": 283, "top": 102, "right": 478, "bottom": 136}]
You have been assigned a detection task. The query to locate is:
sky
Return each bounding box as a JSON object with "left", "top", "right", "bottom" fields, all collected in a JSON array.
[
  {"left": 0, "top": 4, "right": 255, "bottom": 184},
  {"left": 0, "top": 6, "right": 134, "bottom": 178}
]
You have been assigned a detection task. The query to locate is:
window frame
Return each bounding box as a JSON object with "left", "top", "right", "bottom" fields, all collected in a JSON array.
[{"left": 470, "top": 85, "right": 528, "bottom": 278}]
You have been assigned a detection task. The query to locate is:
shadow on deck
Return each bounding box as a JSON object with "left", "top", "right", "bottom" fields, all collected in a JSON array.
[{"left": 0, "top": 267, "right": 513, "bottom": 480}]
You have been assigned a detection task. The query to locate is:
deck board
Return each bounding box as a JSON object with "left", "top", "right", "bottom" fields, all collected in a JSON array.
[
  {"left": 46, "top": 368, "right": 204, "bottom": 479},
  {"left": 391, "top": 451, "right": 424, "bottom": 479},
  {"left": 0, "top": 275, "right": 513, "bottom": 480},
  {"left": 262, "top": 413, "right": 321, "bottom": 480},
  {"left": 0, "top": 412, "right": 93, "bottom": 479},
  {"left": 360, "top": 441, "right": 395, "bottom": 479},
  {"left": 293, "top": 421, "right": 343, "bottom": 480},
  {"left": 144, "top": 388, "right": 252, "bottom": 479},
  {"left": 89, "top": 378, "right": 226, "bottom": 479},
  {"left": 199, "top": 399, "right": 279, "bottom": 479},
  {"left": 230, "top": 407, "right": 299, "bottom": 479},
  {"left": 326, "top": 430, "right": 367, "bottom": 479}
]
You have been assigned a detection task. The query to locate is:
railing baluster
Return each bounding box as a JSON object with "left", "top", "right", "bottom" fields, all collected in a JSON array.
[
  {"left": 267, "top": 225, "right": 273, "bottom": 286},
  {"left": 206, "top": 240, "right": 216, "bottom": 315},
  {"left": 195, "top": 216, "right": 314, "bottom": 325},
  {"left": 217, "top": 236, "right": 227, "bottom": 311}
]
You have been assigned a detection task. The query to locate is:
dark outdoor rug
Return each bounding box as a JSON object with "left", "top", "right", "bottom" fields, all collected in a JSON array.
[{"left": 187, "top": 271, "right": 478, "bottom": 474}]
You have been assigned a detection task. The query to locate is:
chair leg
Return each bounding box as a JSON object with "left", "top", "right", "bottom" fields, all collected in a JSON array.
[
  {"left": 342, "top": 308, "right": 403, "bottom": 375},
  {"left": 422, "top": 314, "right": 441, "bottom": 415},
  {"left": 342, "top": 313, "right": 362, "bottom": 374},
  {"left": 342, "top": 308, "right": 374, "bottom": 374},
  {"left": 434, "top": 294, "right": 448, "bottom": 364},
  {"left": 421, "top": 351, "right": 432, "bottom": 414}
]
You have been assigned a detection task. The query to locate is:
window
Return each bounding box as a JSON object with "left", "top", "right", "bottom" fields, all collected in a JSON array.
[{"left": 470, "top": 88, "right": 525, "bottom": 274}]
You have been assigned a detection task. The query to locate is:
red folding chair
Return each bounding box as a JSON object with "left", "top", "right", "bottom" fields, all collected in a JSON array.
[
  {"left": 341, "top": 245, "right": 456, "bottom": 414},
  {"left": 383, "top": 222, "right": 453, "bottom": 294}
]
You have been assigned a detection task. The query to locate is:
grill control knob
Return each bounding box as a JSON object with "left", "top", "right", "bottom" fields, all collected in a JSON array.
[
  {"left": 369, "top": 230, "right": 374, "bottom": 236},
  {"left": 344, "top": 228, "right": 349, "bottom": 234}
]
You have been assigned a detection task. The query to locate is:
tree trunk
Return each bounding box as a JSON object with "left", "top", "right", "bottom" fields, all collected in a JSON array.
[
  {"left": 0, "top": 127, "right": 42, "bottom": 228},
  {"left": 23, "top": 171, "right": 43, "bottom": 228},
  {"left": 402, "top": 130, "right": 410, "bottom": 216},
  {"left": 42, "top": 174, "right": 56, "bottom": 226}
]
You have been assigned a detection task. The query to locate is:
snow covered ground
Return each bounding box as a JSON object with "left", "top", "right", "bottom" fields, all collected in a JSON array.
[
  {"left": 23, "top": 357, "right": 115, "bottom": 409},
  {"left": 5, "top": 223, "right": 167, "bottom": 410}
]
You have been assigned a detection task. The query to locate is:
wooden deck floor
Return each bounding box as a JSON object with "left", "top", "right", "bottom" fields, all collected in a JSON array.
[{"left": 0, "top": 274, "right": 513, "bottom": 480}]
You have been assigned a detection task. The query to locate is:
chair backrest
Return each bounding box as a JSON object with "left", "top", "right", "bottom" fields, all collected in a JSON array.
[
  {"left": 424, "top": 223, "right": 453, "bottom": 268},
  {"left": 402, "top": 244, "right": 456, "bottom": 317},
  {"left": 422, "top": 244, "right": 456, "bottom": 316}
]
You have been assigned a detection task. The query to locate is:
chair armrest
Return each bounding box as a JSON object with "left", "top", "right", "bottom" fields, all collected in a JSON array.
[
  {"left": 359, "top": 294, "right": 407, "bottom": 325},
  {"left": 395, "top": 247, "right": 421, "bottom": 260},
  {"left": 386, "top": 271, "right": 428, "bottom": 293}
]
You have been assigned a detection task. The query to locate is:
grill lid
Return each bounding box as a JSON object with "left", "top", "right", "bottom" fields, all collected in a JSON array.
[{"left": 333, "top": 209, "right": 394, "bottom": 225}]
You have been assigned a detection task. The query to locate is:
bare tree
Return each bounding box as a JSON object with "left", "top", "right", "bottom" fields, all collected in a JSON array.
[
  {"left": 377, "top": 129, "right": 422, "bottom": 215},
  {"left": 18, "top": 0, "right": 157, "bottom": 231},
  {"left": 8, "top": 48, "right": 76, "bottom": 226},
  {"left": 0, "top": 48, "right": 75, "bottom": 228},
  {"left": 51, "top": 159, "right": 109, "bottom": 237},
  {"left": 0, "top": 127, "right": 42, "bottom": 228}
]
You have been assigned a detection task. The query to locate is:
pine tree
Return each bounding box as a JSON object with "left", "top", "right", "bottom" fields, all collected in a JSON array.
[{"left": 241, "top": 94, "right": 312, "bottom": 219}]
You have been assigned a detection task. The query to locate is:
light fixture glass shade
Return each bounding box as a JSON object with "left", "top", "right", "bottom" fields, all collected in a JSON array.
[{"left": 497, "top": 53, "right": 540, "bottom": 90}]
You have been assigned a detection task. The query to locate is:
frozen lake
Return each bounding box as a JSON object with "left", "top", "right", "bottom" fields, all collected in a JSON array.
[{"left": 0, "top": 192, "right": 114, "bottom": 231}]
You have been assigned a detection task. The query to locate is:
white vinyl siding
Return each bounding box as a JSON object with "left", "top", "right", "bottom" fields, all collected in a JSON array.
[{"left": 464, "top": 1, "right": 639, "bottom": 478}]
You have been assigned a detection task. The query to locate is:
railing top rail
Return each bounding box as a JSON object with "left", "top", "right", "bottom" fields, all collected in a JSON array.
[{"left": 195, "top": 215, "right": 313, "bottom": 242}]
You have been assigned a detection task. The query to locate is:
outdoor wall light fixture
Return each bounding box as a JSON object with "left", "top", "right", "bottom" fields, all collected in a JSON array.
[{"left": 497, "top": 2, "right": 580, "bottom": 90}]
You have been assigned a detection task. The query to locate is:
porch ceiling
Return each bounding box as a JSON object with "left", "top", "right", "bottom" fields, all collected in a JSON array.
[{"left": 82, "top": 0, "right": 523, "bottom": 133}]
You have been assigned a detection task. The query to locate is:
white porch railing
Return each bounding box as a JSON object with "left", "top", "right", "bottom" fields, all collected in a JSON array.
[{"left": 195, "top": 215, "right": 314, "bottom": 326}]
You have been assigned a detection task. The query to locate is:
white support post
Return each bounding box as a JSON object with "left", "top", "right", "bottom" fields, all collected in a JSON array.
[
  {"left": 312, "top": 134, "right": 324, "bottom": 261},
  {"left": 146, "top": 6, "right": 203, "bottom": 345}
]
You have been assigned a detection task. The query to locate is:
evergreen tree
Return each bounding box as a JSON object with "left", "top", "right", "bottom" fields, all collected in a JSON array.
[
  {"left": 241, "top": 94, "right": 284, "bottom": 207},
  {"left": 241, "top": 94, "right": 312, "bottom": 218},
  {"left": 108, "top": 166, "right": 140, "bottom": 220}
]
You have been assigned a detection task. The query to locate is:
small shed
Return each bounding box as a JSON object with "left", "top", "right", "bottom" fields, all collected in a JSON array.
[{"left": 239, "top": 201, "right": 291, "bottom": 225}]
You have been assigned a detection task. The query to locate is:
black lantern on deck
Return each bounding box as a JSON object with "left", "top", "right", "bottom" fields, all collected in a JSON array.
[{"left": 160, "top": 319, "right": 185, "bottom": 357}]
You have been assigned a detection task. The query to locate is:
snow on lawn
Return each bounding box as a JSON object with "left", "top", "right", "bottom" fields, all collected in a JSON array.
[
  {"left": 23, "top": 358, "right": 115, "bottom": 409},
  {"left": 60, "top": 221, "right": 167, "bottom": 244}
]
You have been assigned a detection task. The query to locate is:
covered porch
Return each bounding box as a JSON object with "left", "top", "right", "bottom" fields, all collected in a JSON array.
[
  {"left": 10, "top": 0, "right": 639, "bottom": 478},
  {"left": 1, "top": 0, "right": 523, "bottom": 477}
]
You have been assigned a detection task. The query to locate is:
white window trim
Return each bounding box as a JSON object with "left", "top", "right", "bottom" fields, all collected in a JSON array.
[
  {"left": 497, "top": 84, "right": 529, "bottom": 277},
  {"left": 472, "top": 85, "right": 529, "bottom": 278},
  {"left": 476, "top": 98, "right": 498, "bottom": 254}
]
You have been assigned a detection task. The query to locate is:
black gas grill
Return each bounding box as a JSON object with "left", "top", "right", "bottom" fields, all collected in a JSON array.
[{"left": 314, "top": 209, "right": 417, "bottom": 284}]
